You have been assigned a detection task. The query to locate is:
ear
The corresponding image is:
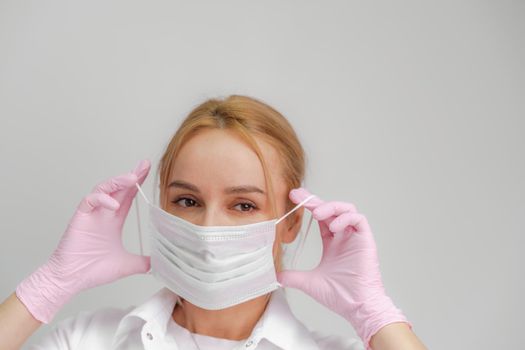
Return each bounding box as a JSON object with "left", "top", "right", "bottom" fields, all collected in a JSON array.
[{"left": 280, "top": 207, "right": 305, "bottom": 243}]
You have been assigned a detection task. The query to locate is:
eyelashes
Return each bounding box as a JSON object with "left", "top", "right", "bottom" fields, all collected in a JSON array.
[
  {"left": 171, "top": 196, "right": 259, "bottom": 213},
  {"left": 172, "top": 197, "right": 198, "bottom": 208},
  {"left": 235, "top": 202, "right": 257, "bottom": 212}
]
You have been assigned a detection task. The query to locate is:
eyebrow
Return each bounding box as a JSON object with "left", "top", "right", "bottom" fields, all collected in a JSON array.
[{"left": 167, "top": 180, "right": 265, "bottom": 195}]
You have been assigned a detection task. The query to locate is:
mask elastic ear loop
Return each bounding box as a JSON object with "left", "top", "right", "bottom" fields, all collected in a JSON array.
[
  {"left": 134, "top": 183, "right": 151, "bottom": 257},
  {"left": 275, "top": 194, "right": 316, "bottom": 225},
  {"left": 134, "top": 196, "right": 144, "bottom": 256},
  {"left": 276, "top": 194, "right": 316, "bottom": 271},
  {"left": 135, "top": 183, "right": 151, "bottom": 205},
  {"left": 290, "top": 212, "right": 315, "bottom": 269}
]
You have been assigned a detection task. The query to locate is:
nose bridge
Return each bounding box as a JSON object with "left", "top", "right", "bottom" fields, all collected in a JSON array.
[
  {"left": 197, "top": 201, "right": 227, "bottom": 227},
  {"left": 201, "top": 208, "right": 219, "bottom": 226}
]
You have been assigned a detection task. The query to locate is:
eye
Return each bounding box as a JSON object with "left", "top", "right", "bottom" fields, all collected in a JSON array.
[
  {"left": 233, "top": 202, "right": 257, "bottom": 212},
  {"left": 172, "top": 197, "right": 199, "bottom": 208}
]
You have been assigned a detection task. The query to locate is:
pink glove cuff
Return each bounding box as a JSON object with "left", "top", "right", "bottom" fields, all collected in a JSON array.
[
  {"left": 346, "top": 294, "right": 413, "bottom": 350},
  {"left": 15, "top": 263, "right": 75, "bottom": 324}
]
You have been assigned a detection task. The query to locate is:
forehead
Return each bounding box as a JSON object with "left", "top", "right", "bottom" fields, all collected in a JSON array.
[{"left": 170, "top": 128, "right": 283, "bottom": 192}]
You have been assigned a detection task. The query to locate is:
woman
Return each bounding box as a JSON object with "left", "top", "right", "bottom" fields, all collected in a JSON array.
[{"left": 0, "top": 95, "right": 427, "bottom": 350}]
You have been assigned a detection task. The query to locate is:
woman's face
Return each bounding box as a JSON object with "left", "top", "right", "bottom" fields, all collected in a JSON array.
[{"left": 164, "top": 128, "right": 301, "bottom": 258}]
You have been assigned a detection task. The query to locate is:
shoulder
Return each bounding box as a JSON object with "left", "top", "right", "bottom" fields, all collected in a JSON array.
[
  {"left": 310, "top": 329, "right": 366, "bottom": 350},
  {"left": 25, "top": 306, "right": 134, "bottom": 350},
  {"left": 52, "top": 306, "right": 132, "bottom": 335}
]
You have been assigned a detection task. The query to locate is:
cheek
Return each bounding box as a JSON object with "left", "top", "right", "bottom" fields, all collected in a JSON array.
[
  {"left": 271, "top": 226, "right": 285, "bottom": 272},
  {"left": 272, "top": 225, "right": 284, "bottom": 255}
]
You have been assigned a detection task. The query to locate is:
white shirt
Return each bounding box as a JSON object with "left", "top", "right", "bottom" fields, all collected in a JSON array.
[{"left": 26, "top": 287, "right": 365, "bottom": 350}]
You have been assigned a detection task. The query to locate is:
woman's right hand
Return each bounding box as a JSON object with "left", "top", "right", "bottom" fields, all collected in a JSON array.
[{"left": 15, "top": 159, "right": 152, "bottom": 324}]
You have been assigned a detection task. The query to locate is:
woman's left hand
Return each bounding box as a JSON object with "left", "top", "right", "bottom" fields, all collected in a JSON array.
[{"left": 276, "top": 188, "right": 412, "bottom": 350}]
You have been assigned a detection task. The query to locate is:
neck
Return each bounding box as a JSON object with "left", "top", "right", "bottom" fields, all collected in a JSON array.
[{"left": 171, "top": 293, "right": 272, "bottom": 340}]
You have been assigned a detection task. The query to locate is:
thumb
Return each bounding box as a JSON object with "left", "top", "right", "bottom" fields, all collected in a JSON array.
[
  {"left": 133, "top": 159, "right": 151, "bottom": 185},
  {"left": 117, "top": 159, "right": 151, "bottom": 213},
  {"left": 277, "top": 270, "right": 311, "bottom": 291},
  {"left": 119, "top": 254, "right": 151, "bottom": 277}
]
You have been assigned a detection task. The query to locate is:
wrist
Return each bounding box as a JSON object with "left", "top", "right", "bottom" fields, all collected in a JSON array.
[
  {"left": 344, "top": 293, "right": 411, "bottom": 350},
  {"left": 15, "top": 263, "right": 76, "bottom": 323}
]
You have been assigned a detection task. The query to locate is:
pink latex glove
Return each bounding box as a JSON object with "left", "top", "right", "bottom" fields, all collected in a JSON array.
[
  {"left": 15, "top": 159, "right": 152, "bottom": 324},
  {"left": 277, "top": 188, "right": 412, "bottom": 349}
]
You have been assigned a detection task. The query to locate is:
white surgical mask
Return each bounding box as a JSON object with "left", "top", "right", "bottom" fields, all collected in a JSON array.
[{"left": 134, "top": 183, "right": 315, "bottom": 310}]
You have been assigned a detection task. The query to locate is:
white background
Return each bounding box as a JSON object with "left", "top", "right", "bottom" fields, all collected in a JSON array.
[{"left": 1, "top": 1, "right": 523, "bottom": 349}]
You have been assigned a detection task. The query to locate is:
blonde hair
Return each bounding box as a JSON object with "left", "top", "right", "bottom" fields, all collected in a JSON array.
[{"left": 155, "top": 94, "right": 306, "bottom": 272}]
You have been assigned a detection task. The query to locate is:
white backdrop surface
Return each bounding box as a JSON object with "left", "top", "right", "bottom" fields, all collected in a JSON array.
[{"left": 0, "top": 1, "right": 523, "bottom": 349}]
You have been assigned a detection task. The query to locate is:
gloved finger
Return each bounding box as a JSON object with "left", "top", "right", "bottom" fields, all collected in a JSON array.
[
  {"left": 328, "top": 211, "right": 359, "bottom": 234},
  {"left": 318, "top": 218, "right": 336, "bottom": 239},
  {"left": 276, "top": 270, "right": 312, "bottom": 291},
  {"left": 78, "top": 192, "right": 120, "bottom": 213},
  {"left": 135, "top": 159, "right": 151, "bottom": 185},
  {"left": 118, "top": 253, "right": 151, "bottom": 277},
  {"left": 329, "top": 212, "right": 371, "bottom": 234},
  {"left": 312, "top": 201, "right": 357, "bottom": 221},
  {"left": 114, "top": 159, "right": 151, "bottom": 212},
  {"left": 290, "top": 188, "right": 336, "bottom": 239},
  {"left": 92, "top": 173, "right": 138, "bottom": 196},
  {"left": 289, "top": 187, "right": 324, "bottom": 211}
]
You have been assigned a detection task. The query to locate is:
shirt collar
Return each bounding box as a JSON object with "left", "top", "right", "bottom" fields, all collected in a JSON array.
[
  {"left": 112, "top": 287, "right": 319, "bottom": 349},
  {"left": 254, "top": 288, "right": 320, "bottom": 349},
  {"left": 111, "top": 288, "right": 174, "bottom": 348}
]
